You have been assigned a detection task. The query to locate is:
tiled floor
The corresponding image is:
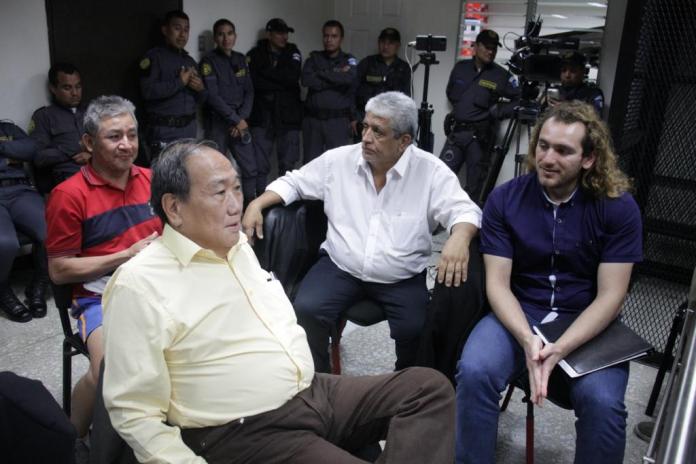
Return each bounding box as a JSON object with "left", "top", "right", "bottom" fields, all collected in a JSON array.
[{"left": 1, "top": 250, "right": 660, "bottom": 463}]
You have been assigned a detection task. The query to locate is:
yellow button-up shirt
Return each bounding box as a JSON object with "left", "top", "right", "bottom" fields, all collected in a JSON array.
[{"left": 102, "top": 225, "right": 314, "bottom": 464}]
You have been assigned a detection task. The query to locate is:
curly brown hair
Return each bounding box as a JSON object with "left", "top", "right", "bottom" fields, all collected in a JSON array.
[{"left": 525, "top": 101, "right": 631, "bottom": 198}]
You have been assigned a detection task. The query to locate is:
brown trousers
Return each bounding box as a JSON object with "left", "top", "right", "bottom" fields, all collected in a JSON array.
[{"left": 180, "top": 367, "right": 455, "bottom": 463}]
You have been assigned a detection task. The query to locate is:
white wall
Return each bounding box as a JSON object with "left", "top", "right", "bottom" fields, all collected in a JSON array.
[
  {"left": 184, "top": 0, "right": 330, "bottom": 62},
  {"left": 0, "top": 0, "right": 51, "bottom": 131}
]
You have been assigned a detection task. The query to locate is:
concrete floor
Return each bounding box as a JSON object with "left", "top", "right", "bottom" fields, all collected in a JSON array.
[{"left": 1, "top": 249, "right": 661, "bottom": 463}]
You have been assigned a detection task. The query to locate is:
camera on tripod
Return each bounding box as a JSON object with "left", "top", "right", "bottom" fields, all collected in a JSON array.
[
  {"left": 414, "top": 35, "right": 447, "bottom": 52},
  {"left": 507, "top": 17, "right": 579, "bottom": 102}
]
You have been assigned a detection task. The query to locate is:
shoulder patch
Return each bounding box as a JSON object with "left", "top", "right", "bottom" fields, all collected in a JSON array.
[
  {"left": 509, "top": 75, "right": 519, "bottom": 88},
  {"left": 347, "top": 57, "right": 357, "bottom": 66},
  {"left": 292, "top": 52, "right": 302, "bottom": 62},
  {"left": 201, "top": 62, "right": 212, "bottom": 76},
  {"left": 27, "top": 119, "right": 35, "bottom": 134},
  {"left": 139, "top": 57, "right": 151, "bottom": 70}
]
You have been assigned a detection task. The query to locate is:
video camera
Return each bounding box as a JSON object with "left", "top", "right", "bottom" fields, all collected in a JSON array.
[{"left": 507, "top": 17, "right": 579, "bottom": 100}]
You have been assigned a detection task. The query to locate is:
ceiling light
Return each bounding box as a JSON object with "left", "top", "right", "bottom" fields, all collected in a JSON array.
[
  {"left": 551, "top": 14, "right": 568, "bottom": 19},
  {"left": 587, "top": 2, "right": 607, "bottom": 7}
]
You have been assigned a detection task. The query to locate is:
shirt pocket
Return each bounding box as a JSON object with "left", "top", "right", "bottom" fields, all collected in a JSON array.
[{"left": 389, "top": 213, "right": 429, "bottom": 254}]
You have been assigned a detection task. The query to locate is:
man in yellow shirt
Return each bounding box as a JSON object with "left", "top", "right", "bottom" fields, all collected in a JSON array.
[{"left": 102, "top": 140, "right": 455, "bottom": 463}]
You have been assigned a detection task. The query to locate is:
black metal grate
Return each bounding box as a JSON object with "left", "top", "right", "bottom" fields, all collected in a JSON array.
[{"left": 614, "top": 0, "right": 696, "bottom": 359}]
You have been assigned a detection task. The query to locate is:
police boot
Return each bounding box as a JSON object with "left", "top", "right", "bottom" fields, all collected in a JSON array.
[
  {"left": 0, "top": 283, "right": 32, "bottom": 322},
  {"left": 25, "top": 275, "right": 50, "bottom": 318}
]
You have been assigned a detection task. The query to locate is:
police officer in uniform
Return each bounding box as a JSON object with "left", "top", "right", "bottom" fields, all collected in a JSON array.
[
  {"left": 140, "top": 10, "right": 207, "bottom": 160},
  {"left": 247, "top": 18, "right": 303, "bottom": 190},
  {"left": 29, "top": 62, "right": 89, "bottom": 193},
  {"left": 440, "top": 29, "right": 520, "bottom": 201},
  {"left": 355, "top": 27, "right": 411, "bottom": 121},
  {"left": 548, "top": 51, "right": 604, "bottom": 116},
  {"left": 302, "top": 20, "right": 358, "bottom": 164},
  {"left": 0, "top": 121, "right": 48, "bottom": 322},
  {"left": 200, "top": 19, "right": 258, "bottom": 203}
]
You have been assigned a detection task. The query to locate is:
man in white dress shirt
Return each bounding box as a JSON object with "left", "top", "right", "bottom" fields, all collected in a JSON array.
[{"left": 242, "top": 91, "right": 482, "bottom": 372}]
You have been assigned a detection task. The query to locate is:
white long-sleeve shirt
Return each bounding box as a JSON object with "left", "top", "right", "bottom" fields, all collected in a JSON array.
[{"left": 267, "top": 142, "right": 482, "bottom": 284}]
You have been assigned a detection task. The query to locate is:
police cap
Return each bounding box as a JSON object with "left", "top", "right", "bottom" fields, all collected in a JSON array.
[
  {"left": 266, "top": 18, "right": 294, "bottom": 33},
  {"left": 475, "top": 29, "right": 502, "bottom": 48}
]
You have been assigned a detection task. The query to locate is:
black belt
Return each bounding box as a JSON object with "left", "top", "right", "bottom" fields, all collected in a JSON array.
[
  {"left": 148, "top": 114, "right": 196, "bottom": 128},
  {"left": 306, "top": 107, "right": 351, "bottom": 120},
  {"left": 0, "top": 178, "right": 30, "bottom": 187},
  {"left": 452, "top": 120, "right": 487, "bottom": 133}
]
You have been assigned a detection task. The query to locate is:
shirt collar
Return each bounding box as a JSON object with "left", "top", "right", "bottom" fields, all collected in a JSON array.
[
  {"left": 161, "top": 224, "right": 248, "bottom": 267},
  {"left": 534, "top": 174, "right": 579, "bottom": 207},
  {"left": 355, "top": 144, "right": 413, "bottom": 179},
  {"left": 81, "top": 163, "right": 142, "bottom": 188}
]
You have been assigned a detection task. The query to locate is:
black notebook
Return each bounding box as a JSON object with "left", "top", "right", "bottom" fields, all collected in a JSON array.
[{"left": 533, "top": 318, "right": 653, "bottom": 378}]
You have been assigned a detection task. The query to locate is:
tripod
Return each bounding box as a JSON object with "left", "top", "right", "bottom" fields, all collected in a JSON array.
[
  {"left": 412, "top": 51, "right": 438, "bottom": 152},
  {"left": 478, "top": 102, "right": 540, "bottom": 204}
]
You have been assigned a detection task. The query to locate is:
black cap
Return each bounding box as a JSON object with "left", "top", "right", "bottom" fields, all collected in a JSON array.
[
  {"left": 378, "top": 27, "right": 401, "bottom": 42},
  {"left": 266, "top": 18, "right": 294, "bottom": 33},
  {"left": 475, "top": 29, "right": 502, "bottom": 48},
  {"left": 560, "top": 51, "right": 586, "bottom": 68}
]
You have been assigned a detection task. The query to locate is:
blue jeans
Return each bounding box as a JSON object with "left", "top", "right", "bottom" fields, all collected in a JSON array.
[{"left": 455, "top": 312, "right": 629, "bottom": 464}]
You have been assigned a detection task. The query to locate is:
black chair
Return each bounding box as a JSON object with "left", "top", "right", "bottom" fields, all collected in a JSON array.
[
  {"left": 500, "top": 369, "right": 573, "bottom": 464},
  {"left": 253, "top": 201, "right": 386, "bottom": 374},
  {"left": 52, "top": 282, "right": 89, "bottom": 415}
]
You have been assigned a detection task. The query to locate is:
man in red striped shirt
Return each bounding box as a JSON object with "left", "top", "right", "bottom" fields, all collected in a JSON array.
[{"left": 45, "top": 95, "right": 162, "bottom": 438}]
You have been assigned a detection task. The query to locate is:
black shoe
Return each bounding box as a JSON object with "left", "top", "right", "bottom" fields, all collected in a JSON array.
[
  {"left": 25, "top": 276, "right": 49, "bottom": 318},
  {"left": 0, "top": 284, "right": 32, "bottom": 322},
  {"left": 634, "top": 420, "right": 655, "bottom": 443}
]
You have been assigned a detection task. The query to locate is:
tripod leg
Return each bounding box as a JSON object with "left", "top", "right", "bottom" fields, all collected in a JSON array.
[{"left": 478, "top": 118, "right": 518, "bottom": 205}]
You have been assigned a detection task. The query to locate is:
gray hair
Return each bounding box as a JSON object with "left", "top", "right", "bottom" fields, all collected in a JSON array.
[
  {"left": 364, "top": 91, "right": 417, "bottom": 138},
  {"left": 83, "top": 95, "right": 137, "bottom": 136},
  {"left": 151, "top": 139, "right": 238, "bottom": 225}
]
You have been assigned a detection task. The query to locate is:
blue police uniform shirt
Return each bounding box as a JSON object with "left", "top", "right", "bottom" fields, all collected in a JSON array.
[
  {"left": 355, "top": 54, "right": 411, "bottom": 113},
  {"left": 480, "top": 173, "right": 643, "bottom": 322},
  {"left": 446, "top": 59, "right": 520, "bottom": 123},
  {"left": 200, "top": 49, "right": 254, "bottom": 126},
  {"left": 559, "top": 83, "right": 604, "bottom": 116},
  {"left": 0, "top": 122, "right": 37, "bottom": 180},
  {"left": 140, "top": 45, "right": 207, "bottom": 117},
  {"left": 302, "top": 50, "right": 358, "bottom": 113}
]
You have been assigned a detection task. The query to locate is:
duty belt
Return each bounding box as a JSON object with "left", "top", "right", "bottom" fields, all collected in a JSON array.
[
  {"left": 306, "top": 107, "right": 351, "bottom": 120},
  {"left": 0, "top": 178, "right": 30, "bottom": 188},
  {"left": 148, "top": 113, "right": 196, "bottom": 128},
  {"left": 452, "top": 120, "right": 487, "bottom": 133}
]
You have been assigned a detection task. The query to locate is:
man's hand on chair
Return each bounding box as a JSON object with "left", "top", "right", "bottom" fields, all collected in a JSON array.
[{"left": 241, "top": 202, "right": 264, "bottom": 244}]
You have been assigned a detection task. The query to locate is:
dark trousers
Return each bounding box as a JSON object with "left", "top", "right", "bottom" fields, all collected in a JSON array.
[
  {"left": 302, "top": 116, "right": 352, "bottom": 165},
  {"left": 180, "top": 368, "right": 455, "bottom": 464},
  {"left": 293, "top": 253, "right": 429, "bottom": 373},
  {"left": 205, "top": 118, "right": 260, "bottom": 202},
  {"left": 0, "top": 371, "right": 77, "bottom": 464},
  {"left": 439, "top": 130, "right": 486, "bottom": 200},
  {"left": 250, "top": 125, "right": 300, "bottom": 192},
  {"left": 0, "top": 185, "right": 47, "bottom": 283}
]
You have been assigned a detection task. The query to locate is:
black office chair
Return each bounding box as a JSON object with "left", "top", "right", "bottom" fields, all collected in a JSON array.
[
  {"left": 253, "top": 201, "right": 386, "bottom": 374},
  {"left": 52, "top": 282, "right": 89, "bottom": 415}
]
